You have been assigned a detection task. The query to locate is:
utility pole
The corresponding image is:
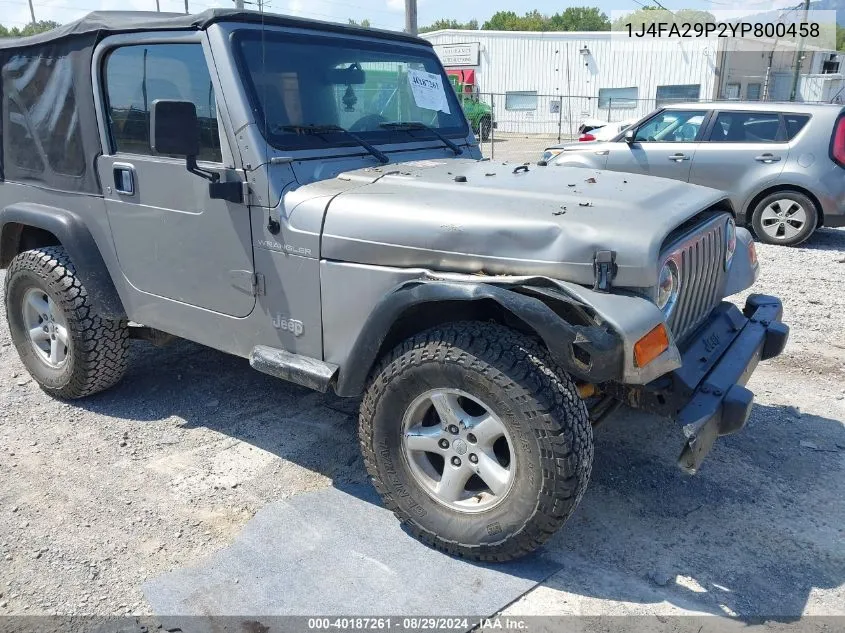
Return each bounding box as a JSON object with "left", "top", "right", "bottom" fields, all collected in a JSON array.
[
  {"left": 27, "top": 0, "right": 36, "bottom": 25},
  {"left": 789, "top": 0, "right": 811, "bottom": 101},
  {"left": 405, "top": 0, "right": 417, "bottom": 36},
  {"left": 184, "top": 0, "right": 189, "bottom": 14},
  {"left": 155, "top": 0, "right": 160, "bottom": 11},
  {"left": 235, "top": 0, "right": 244, "bottom": 8}
]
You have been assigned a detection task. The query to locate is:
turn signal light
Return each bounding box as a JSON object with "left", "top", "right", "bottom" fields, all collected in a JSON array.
[{"left": 634, "top": 324, "right": 669, "bottom": 368}]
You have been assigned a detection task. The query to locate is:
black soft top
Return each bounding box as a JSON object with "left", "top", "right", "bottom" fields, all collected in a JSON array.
[
  {"left": 0, "top": 9, "right": 429, "bottom": 51},
  {"left": 0, "top": 10, "right": 429, "bottom": 196}
]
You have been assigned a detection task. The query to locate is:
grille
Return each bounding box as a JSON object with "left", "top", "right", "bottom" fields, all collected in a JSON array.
[{"left": 664, "top": 217, "right": 728, "bottom": 343}]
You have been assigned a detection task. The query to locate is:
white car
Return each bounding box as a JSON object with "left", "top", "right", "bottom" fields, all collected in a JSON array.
[{"left": 543, "top": 118, "right": 638, "bottom": 162}]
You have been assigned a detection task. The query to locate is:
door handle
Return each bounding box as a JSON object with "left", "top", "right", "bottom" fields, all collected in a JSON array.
[
  {"left": 668, "top": 153, "right": 690, "bottom": 162},
  {"left": 113, "top": 163, "right": 136, "bottom": 196},
  {"left": 755, "top": 154, "right": 781, "bottom": 163}
]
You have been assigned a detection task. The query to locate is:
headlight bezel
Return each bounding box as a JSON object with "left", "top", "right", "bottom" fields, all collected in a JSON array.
[
  {"left": 656, "top": 258, "right": 681, "bottom": 317},
  {"left": 725, "top": 217, "right": 737, "bottom": 270}
]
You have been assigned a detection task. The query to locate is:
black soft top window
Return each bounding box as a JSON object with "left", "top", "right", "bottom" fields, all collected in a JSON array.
[{"left": 232, "top": 30, "right": 467, "bottom": 151}]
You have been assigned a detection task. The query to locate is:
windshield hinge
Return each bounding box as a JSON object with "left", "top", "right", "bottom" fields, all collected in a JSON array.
[{"left": 593, "top": 250, "right": 617, "bottom": 293}]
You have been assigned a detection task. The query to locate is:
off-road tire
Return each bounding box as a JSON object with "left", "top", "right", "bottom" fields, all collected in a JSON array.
[
  {"left": 750, "top": 190, "right": 818, "bottom": 246},
  {"left": 4, "top": 246, "right": 129, "bottom": 399},
  {"left": 359, "top": 321, "right": 593, "bottom": 561},
  {"left": 478, "top": 115, "right": 492, "bottom": 142}
]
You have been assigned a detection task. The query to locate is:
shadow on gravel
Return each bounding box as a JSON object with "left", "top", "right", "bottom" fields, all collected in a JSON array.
[
  {"left": 72, "top": 340, "right": 845, "bottom": 622},
  {"left": 780, "top": 226, "right": 845, "bottom": 252}
]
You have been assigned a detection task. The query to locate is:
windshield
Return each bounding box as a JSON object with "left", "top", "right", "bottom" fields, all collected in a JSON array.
[{"left": 233, "top": 31, "right": 468, "bottom": 151}]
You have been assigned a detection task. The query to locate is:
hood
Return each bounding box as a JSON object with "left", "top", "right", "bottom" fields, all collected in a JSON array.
[{"left": 319, "top": 158, "right": 729, "bottom": 288}]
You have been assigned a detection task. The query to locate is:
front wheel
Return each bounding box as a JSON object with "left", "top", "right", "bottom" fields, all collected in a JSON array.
[
  {"left": 750, "top": 191, "right": 818, "bottom": 246},
  {"left": 359, "top": 322, "right": 593, "bottom": 561}
]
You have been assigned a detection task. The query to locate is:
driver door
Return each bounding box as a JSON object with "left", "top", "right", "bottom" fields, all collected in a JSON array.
[{"left": 604, "top": 108, "right": 710, "bottom": 182}]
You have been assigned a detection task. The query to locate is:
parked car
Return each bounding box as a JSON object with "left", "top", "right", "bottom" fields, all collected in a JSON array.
[
  {"left": 542, "top": 118, "right": 639, "bottom": 161},
  {"left": 553, "top": 102, "right": 845, "bottom": 246},
  {"left": 0, "top": 11, "right": 787, "bottom": 562}
]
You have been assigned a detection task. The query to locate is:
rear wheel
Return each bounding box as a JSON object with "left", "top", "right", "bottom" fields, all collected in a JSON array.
[
  {"left": 359, "top": 322, "right": 593, "bottom": 561},
  {"left": 751, "top": 191, "right": 818, "bottom": 246},
  {"left": 4, "top": 246, "right": 129, "bottom": 398}
]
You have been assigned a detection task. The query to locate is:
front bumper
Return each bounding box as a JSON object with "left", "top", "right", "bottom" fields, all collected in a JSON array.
[{"left": 617, "top": 294, "right": 788, "bottom": 474}]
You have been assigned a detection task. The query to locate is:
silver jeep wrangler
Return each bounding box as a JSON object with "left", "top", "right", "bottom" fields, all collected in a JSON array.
[{"left": 0, "top": 10, "right": 788, "bottom": 561}]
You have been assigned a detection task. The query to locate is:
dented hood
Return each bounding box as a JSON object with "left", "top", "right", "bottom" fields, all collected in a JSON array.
[{"left": 320, "top": 159, "right": 729, "bottom": 288}]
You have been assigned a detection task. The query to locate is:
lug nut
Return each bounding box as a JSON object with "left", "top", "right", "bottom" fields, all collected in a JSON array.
[
  {"left": 467, "top": 433, "right": 477, "bottom": 444},
  {"left": 469, "top": 453, "right": 478, "bottom": 464},
  {"left": 438, "top": 438, "right": 449, "bottom": 449},
  {"left": 451, "top": 456, "right": 461, "bottom": 467},
  {"left": 448, "top": 425, "right": 460, "bottom": 434}
]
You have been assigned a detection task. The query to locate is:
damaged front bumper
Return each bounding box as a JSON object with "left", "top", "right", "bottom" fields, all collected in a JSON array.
[{"left": 617, "top": 294, "right": 789, "bottom": 474}]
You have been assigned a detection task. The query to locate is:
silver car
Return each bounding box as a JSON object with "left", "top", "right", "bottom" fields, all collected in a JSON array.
[{"left": 550, "top": 102, "right": 845, "bottom": 246}]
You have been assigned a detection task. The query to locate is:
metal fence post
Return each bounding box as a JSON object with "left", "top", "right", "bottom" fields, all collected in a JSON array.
[
  {"left": 490, "top": 92, "right": 495, "bottom": 160},
  {"left": 557, "top": 96, "right": 563, "bottom": 143}
]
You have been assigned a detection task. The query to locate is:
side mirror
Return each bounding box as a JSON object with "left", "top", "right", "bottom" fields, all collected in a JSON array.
[
  {"left": 624, "top": 129, "right": 636, "bottom": 144},
  {"left": 150, "top": 100, "right": 200, "bottom": 157}
]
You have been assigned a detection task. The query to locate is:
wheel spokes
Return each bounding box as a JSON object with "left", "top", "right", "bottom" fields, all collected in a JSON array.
[
  {"left": 404, "top": 426, "right": 443, "bottom": 453},
  {"left": 436, "top": 465, "right": 471, "bottom": 503},
  {"left": 467, "top": 414, "right": 505, "bottom": 448},
  {"left": 29, "top": 326, "right": 49, "bottom": 342},
  {"left": 26, "top": 292, "right": 50, "bottom": 321},
  {"left": 473, "top": 450, "right": 510, "bottom": 496},
  {"left": 429, "top": 391, "right": 462, "bottom": 429}
]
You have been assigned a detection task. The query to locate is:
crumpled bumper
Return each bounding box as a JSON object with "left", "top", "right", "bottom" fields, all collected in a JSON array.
[{"left": 617, "top": 294, "right": 789, "bottom": 474}]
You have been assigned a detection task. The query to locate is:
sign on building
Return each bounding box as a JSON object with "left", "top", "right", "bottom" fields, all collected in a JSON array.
[{"left": 434, "top": 42, "right": 480, "bottom": 67}]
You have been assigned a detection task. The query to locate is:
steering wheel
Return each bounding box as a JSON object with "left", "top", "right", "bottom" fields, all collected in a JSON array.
[
  {"left": 349, "top": 114, "right": 387, "bottom": 132},
  {"left": 678, "top": 123, "right": 697, "bottom": 141}
]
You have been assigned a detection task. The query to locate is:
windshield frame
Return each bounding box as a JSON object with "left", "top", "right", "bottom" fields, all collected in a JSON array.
[{"left": 230, "top": 29, "right": 469, "bottom": 152}]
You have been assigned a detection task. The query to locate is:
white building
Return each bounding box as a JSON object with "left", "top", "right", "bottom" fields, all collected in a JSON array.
[{"left": 421, "top": 29, "right": 844, "bottom": 136}]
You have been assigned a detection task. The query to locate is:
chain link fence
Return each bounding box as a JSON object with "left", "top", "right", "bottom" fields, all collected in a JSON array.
[{"left": 471, "top": 93, "right": 690, "bottom": 162}]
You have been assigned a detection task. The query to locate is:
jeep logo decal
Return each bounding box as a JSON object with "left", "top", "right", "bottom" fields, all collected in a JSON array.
[{"left": 273, "top": 315, "right": 304, "bottom": 337}]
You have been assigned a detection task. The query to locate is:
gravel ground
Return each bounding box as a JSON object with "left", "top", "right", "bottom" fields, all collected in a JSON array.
[{"left": 0, "top": 226, "right": 843, "bottom": 620}]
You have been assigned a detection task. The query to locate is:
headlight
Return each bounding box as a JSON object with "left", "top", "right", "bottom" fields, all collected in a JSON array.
[
  {"left": 725, "top": 218, "right": 737, "bottom": 270},
  {"left": 542, "top": 148, "right": 563, "bottom": 162},
  {"left": 656, "top": 259, "right": 680, "bottom": 315}
]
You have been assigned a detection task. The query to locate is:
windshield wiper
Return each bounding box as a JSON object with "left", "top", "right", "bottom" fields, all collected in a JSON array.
[
  {"left": 380, "top": 121, "right": 463, "bottom": 156},
  {"left": 278, "top": 124, "right": 389, "bottom": 164}
]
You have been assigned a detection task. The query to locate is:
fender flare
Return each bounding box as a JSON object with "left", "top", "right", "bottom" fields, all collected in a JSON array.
[
  {"left": 0, "top": 203, "right": 126, "bottom": 319},
  {"left": 333, "top": 279, "right": 623, "bottom": 397}
]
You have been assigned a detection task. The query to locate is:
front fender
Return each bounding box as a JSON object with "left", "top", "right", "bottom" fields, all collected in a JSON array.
[
  {"left": 0, "top": 203, "right": 125, "bottom": 319},
  {"left": 333, "top": 279, "right": 624, "bottom": 397}
]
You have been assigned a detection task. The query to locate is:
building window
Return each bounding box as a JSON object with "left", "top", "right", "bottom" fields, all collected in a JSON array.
[
  {"left": 504, "top": 91, "right": 538, "bottom": 111},
  {"left": 655, "top": 84, "right": 701, "bottom": 107},
  {"left": 598, "top": 87, "right": 638, "bottom": 109},
  {"left": 822, "top": 55, "right": 840, "bottom": 74},
  {"left": 105, "top": 43, "right": 222, "bottom": 162},
  {"left": 724, "top": 83, "right": 741, "bottom": 100},
  {"left": 746, "top": 83, "right": 762, "bottom": 101}
]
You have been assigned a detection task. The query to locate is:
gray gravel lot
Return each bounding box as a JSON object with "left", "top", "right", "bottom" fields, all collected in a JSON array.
[{"left": 1, "top": 224, "right": 843, "bottom": 620}]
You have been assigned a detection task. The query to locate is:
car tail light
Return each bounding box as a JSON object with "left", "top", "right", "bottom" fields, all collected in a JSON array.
[
  {"left": 831, "top": 113, "right": 845, "bottom": 168},
  {"left": 579, "top": 133, "right": 596, "bottom": 142}
]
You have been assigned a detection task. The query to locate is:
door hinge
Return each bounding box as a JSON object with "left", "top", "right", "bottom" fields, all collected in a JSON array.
[
  {"left": 230, "top": 270, "right": 265, "bottom": 296},
  {"left": 593, "top": 250, "right": 617, "bottom": 292},
  {"left": 251, "top": 272, "right": 265, "bottom": 296}
]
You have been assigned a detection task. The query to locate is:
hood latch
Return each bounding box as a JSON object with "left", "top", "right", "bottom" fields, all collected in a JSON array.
[{"left": 593, "top": 250, "right": 617, "bottom": 292}]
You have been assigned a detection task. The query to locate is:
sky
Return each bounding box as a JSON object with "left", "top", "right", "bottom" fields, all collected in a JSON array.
[{"left": 1, "top": 0, "right": 811, "bottom": 32}]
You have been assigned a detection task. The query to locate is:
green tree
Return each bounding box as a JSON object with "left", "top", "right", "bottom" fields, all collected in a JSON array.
[
  {"left": 0, "top": 20, "right": 60, "bottom": 38},
  {"left": 482, "top": 8, "right": 610, "bottom": 31},
  {"left": 419, "top": 18, "right": 479, "bottom": 33},
  {"left": 347, "top": 18, "right": 371, "bottom": 28},
  {"left": 838, "top": 25, "right": 845, "bottom": 51},
  {"left": 548, "top": 7, "right": 610, "bottom": 31}
]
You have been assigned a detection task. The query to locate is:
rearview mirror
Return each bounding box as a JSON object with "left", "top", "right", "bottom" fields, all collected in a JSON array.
[
  {"left": 150, "top": 100, "right": 200, "bottom": 157},
  {"left": 624, "top": 129, "right": 636, "bottom": 144}
]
